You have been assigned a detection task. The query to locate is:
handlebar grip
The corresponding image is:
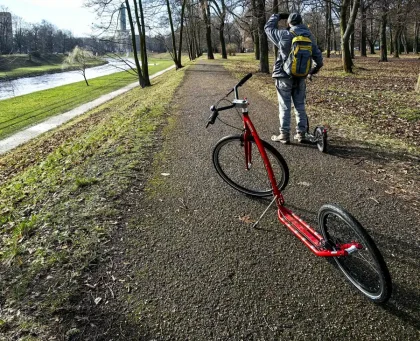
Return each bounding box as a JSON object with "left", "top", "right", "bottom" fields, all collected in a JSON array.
[
  {"left": 236, "top": 73, "right": 253, "bottom": 87},
  {"left": 206, "top": 109, "right": 218, "bottom": 128}
]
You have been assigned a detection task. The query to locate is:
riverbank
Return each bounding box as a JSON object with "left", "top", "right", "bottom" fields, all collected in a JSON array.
[
  {"left": 0, "top": 54, "right": 107, "bottom": 80},
  {"left": 0, "top": 65, "right": 175, "bottom": 154},
  {"left": 0, "top": 58, "right": 174, "bottom": 139}
]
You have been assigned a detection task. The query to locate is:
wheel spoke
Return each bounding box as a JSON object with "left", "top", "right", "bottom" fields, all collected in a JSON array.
[
  {"left": 213, "top": 136, "right": 288, "bottom": 197},
  {"left": 319, "top": 204, "right": 391, "bottom": 303}
]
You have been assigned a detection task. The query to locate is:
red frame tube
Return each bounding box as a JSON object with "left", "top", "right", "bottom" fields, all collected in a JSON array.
[
  {"left": 242, "top": 113, "right": 357, "bottom": 257},
  {"left": 243, "top": 114, "right": 285, "bottom": 206}
]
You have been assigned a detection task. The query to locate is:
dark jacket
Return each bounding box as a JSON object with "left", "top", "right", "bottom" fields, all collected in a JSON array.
[{"left": 264, "top": 14, "right": 323, "bottom": 78}]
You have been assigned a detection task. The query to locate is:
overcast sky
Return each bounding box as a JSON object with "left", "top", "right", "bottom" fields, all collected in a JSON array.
[{"left": 0, "top": 0, "right": 97, "bottom": 37}]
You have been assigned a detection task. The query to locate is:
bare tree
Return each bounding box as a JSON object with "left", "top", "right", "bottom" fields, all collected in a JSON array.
[
  {"left": 211, "top": 0, "right": 228, "bottom": 59},
  {"left": 12, "top": 16, "right": 28, "bottom": 54},
  {"left": 365, "top": 4, "right": 380, "bottom": 54},
  {"left": 184, "top": 0, "right": 202, "bottom": 60},
  {"left": 85, "top": 0, "right": 150, "bottom": 87},
  {"left": 340, "top": 0, "right": 360, "bottom": 72},
  {"left": 325, "top": 0, "right": 332, "bottom": 57},
  {"left": 256, "top": 0, "right": 269, "bottom": 72},
  {"left": 379, "top": 0, "right": 388, "bottom": 61},
  {"left": 63, "top": 46, "right": 97, "bottom": 86},
  {"left": 200, "top": 0, "right": 215, "bottom": 59},
  {"left": 414, "top": 11, "right": 419, "bottom": 54},
  {"left": 165, "top": 0, "right": 186, "bottom": 68}
]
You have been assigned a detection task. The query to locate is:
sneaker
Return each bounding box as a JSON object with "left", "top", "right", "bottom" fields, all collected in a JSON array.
[
  {"left": 271, "top": 133, "right": 290, "bottom": 144},
  {"left": 294, "top": 131, "right": 307, "bottom": 143}
]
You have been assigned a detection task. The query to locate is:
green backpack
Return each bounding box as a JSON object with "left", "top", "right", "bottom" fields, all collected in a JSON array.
[{"left": 284, "top": 30, "right": 313, "bottom": 77}]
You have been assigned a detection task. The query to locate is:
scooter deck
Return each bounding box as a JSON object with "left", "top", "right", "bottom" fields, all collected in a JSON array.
[{"left": 278, "top": 206, "right": 351, "bottom": 257}]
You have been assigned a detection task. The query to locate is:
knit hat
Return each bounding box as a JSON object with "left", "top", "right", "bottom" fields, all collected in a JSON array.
[{"left": 288, "top": 13, "right": 302, "bottom": 25}]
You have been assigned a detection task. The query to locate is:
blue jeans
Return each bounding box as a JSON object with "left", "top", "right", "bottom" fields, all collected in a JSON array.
[{"left": 275, "top": 77, "right": 307, "bottom": 134}]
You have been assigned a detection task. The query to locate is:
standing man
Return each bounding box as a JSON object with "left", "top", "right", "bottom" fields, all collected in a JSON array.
[{"left": 265, "top": 13, "right": 323, "bottom": 144}]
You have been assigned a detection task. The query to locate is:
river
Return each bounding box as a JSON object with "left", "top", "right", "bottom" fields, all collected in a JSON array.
[{"left": 0, "top": 58, "right": 138, "bottom": 101}]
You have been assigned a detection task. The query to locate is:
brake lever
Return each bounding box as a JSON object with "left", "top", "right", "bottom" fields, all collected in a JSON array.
[{"left": 225, "top": 88, "right": 234, "bottom": 97}]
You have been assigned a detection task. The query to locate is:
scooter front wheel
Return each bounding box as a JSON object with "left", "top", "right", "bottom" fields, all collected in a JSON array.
[
  {"left": 318, "top": 204, "right": 392, "bottom": 304},
  {"left": 314, "top": 127, "right": 327, "bottom": 153}
]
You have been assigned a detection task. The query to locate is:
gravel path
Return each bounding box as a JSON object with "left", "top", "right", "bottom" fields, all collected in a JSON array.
[{"left": 80, "top": 60, "right": 419, "bottom": 340}]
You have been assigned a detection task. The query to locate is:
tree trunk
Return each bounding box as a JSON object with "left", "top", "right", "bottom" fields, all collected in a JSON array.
[
  {"left": 393, "top": 28, "right": 401, "bottom": 58},
  {"left": 177, "top": 0, "right": 186, "bottom": 67},
  {"left": 351, "top": 33, "right": 355, "bottom": 59},
  {"left": 256, "top": 0, "right": 269, "bottom": 73},
  {"left": 83, "top": 72, "right": 89, "bottom": 86},
  {"left": 254, "top": 32, "right": 260, "bottom": 60},
  {"left": 125, "top": 0, "right": 146, "bottom": 88},
  {"left": 220, "top": 22, "right": 227, "bottom": 59},
  {"left": 134, "top": 0, "right": 150, "bottom": 86},
  {"left": 166, "top": 0, "right": 181, "bottom": 67},
  {"left": 389, "top": 23, "right": 394, "bottom": 54},
  {"left": 331, "top": 15, "right": 338, "bottom": 52},
  {"left": 340, "top": 0, "right": 360, "bottom": 72},
  {"left": 200, "top": 0, "right": 214, "bottom": 59},
  {"left": 187, "top": 32, "right": 192, "bottom": 61},
  {"left": 360, "top": 0, "right": 367, "bottom": 57},
  {"left": 273, "top": 0, "right": 279, "bottom": 58},
  {"left": 414, "top": 21, "right": 419, "bottom": 54},
  {"left": 401, "top": 30, "right": 408, "bottom": 54},
  {"left": 251, "top": 0, "right": 260, "bottom": 60},
  {"left": 369, "top": 41, "right": 375, "bottom": 54},
  {"left": 415, "top": 74, "right": 420, "bottom": 92},
  {"left": 368, "top": 16, "right": 376, "bottom": 54},
  {"left": 196, "top": 27, "right": 202, "bottom": 57},
  {"left": 325, "top": 0, "right": 331, "bottom": 58},
  {"left": 380, "top": 5, "right": 388, "bottom": 62}
]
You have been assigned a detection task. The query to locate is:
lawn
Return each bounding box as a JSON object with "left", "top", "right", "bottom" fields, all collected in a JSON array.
[
  {"left": 0, "top": 54, "right": 107, "bottom": 79},
  {"left": 0, "top": 58, "right": 174, "bottom": 139}
]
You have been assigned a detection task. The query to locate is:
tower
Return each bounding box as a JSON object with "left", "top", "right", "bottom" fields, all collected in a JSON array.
[
  {"left": 116, "top": 5, "right": 130, "bottom": 53},
  {"left": 119, "top": 4, "right": 126, "bottom": 31}
]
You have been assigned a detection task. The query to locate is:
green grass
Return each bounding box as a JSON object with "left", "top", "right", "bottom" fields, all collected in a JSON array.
[
  {"left": 0, "top": 64, "right": 187, "bottom": 337},
  {"left": 0, "top": 54, "right": 106, "bottom": 79},
  {"left": 0, "top": 58, "right": 174, "bottom": 139}
]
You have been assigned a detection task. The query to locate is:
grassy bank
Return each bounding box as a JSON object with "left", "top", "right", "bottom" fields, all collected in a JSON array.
[
  {"left": 0, "top": 54, "right": 107, "bottom": 79},
  {"left": 0, "top": 59, "right": 173, "bottom": 139},
  {"left": 0, "top": 62, "right": 187, "bottom": 338},
  {"left": 223, "top": 53, "right": 420, "bottom": 155}
]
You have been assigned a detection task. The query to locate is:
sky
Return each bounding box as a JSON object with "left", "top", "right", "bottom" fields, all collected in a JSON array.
[{"left": 0, "top": 0, "right": 98, "bottom": 37}]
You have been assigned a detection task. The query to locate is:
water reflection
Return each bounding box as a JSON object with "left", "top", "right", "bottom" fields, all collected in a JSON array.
[{"left": 0, "top": 58, "right": 137, "bottom": 101}]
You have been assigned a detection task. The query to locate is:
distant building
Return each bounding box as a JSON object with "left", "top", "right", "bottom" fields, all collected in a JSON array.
[{"left": 0, "top": 12, "right": 13, "bottom": 54}]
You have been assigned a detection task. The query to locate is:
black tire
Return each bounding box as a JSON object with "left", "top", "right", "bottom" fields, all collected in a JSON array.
[
  {"left": 314, "top": 126, "right": 327, "bottom": 153},
  {"left": 213, "top": 135, "right": 289, "bottom": 197},
  {"left": 318, "top": 204, "right": 392, "bottom": 304}
]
